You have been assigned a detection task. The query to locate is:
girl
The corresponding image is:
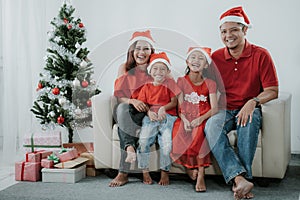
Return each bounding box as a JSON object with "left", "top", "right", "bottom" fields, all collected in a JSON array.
[{"left": 171, "top": 47, "right": 218, "bottom": 192}]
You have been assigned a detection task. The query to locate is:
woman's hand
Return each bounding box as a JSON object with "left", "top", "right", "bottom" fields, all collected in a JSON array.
[{"left": 130, "top": 99, "right": 148, "bottom": 112}]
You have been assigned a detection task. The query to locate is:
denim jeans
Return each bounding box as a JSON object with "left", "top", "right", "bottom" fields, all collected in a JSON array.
[
  {"left": 204, "top": 109, "right": 262, "bottom": 183},
  {"left": 116, "top": 103, "right": 146, "bottom": 173},
  {"left": 137, "top": 114, "right": 177, "bottom": 171}
]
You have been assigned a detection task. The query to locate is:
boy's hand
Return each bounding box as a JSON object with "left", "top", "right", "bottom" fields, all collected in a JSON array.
[
  {"left": 157, "top": 107, "right": 166, "bottom": 121},
  {"left": 148, "top": 110, "right": 158, "bottom": 121}
]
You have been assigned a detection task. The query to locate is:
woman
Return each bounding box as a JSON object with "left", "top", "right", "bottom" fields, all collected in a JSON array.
[{"left": 109, "top": 30, "right": 155, "bottom": 187}]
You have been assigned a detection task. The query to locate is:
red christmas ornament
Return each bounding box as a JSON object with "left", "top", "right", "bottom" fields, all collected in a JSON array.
[
  {"left": 81, "top": 80, "right": 89, "bottom": 88},
  {"left": 38, "top": 82, "right": 43, "bottom": 89},
  {"left": 78, "top": 23, "right": 84, "bottom": 28},
  {"left": 63, "top": 18, "right": 68, "bottom": 24},
  {"left": 57, "top": 115, "right": 65, "bottom": 124},
  {"left": 52, "top": 87, "right": 60, "bottom": 95},
  {"left": 86, "top": 99, "right": 92, "bottom": 107},
  {"left": 68, "top": 24, "right": 72, "bottom": 30}
]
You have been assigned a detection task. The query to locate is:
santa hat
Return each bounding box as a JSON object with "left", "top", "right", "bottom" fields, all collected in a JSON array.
[
  {"left": 128, "top": 30, "right": 155, "bottom": 47},
  {"left": 148, "top": 52, "right": 171, "bottom": 73},
  {"left": 186, "top": 47, "right": 212, "bottom": 65},
  {"left": 219, "top": 6, "right": 251, "bottom": 28}
]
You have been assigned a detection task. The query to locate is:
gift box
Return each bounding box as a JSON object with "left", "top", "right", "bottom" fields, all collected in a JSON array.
[
  {"left": 41, "top": 164, "right": 86, "bottom": 183},
  {"left": 58, "top": 148, "right": 78, "bottom": 162},
  {"left": 80, "top": 152, "right": 100, "bottom": 176},
  {"left": 63, "top": 142, "right": 94, "bottom": 154},
  {"left": 15, "top": 161, "right": 41, "bottom": 182},
  {"left": 23, "top": 131, "right": 62, "bottom": 152},
  {"left": 41, "top": 159, "right": 54, "bottom": 168},
  {"left": 25, "top": 150, "right": 53, "bottom": 163}
]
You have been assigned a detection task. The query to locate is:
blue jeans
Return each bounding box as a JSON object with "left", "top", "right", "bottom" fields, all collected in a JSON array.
[
  {"left": 204, "top": 109, "right": 262, "bottom": 183},
  {"left": 137, "top": 114, "right": 177, "bottom": 171}
]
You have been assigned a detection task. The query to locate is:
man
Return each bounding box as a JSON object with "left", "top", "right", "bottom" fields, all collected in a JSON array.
[{"left": 205, "top": 6, "right": 279, "bottom": 199}]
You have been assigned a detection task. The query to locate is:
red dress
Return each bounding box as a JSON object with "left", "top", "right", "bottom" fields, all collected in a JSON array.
[{"left": 171, "top": 75, "right": 216, "bottom": 168}]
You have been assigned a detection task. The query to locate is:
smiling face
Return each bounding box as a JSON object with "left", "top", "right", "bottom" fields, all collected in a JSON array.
[
  {"left": 133, "top": 40, "right": 152, "bottom": 66},
  {"left": 186, "top": 50, "right": 208, "bottom": 73},
  {"left": 149, "top": 62, "right": 170, "bottom": 84},
  {"left": 220, "top": 22, "right": 247, "bottom": 50}
]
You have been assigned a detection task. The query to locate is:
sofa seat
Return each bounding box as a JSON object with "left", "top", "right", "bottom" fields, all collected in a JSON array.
[{"left": 92, "top": 92, "right": 291, "bottom": 179}]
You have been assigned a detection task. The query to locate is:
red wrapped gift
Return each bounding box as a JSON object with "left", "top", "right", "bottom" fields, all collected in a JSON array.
[
  {"left": 41, "top": 159, "right": 54, "bottom": 168},
  {"left": 58, "top": 149, "right": 78, "bottom": 162},
  {"left": 23, "top": 131, "right": 62, "bottom": 152},
  {"left": 15, "top": 161, "right": 41, "bottom": 182},
  {"left": 26, "top": 152, "right": 42, "bottom": 163},
  {"left": 25, "top": 150, "right": 52, "bottom": 163}
]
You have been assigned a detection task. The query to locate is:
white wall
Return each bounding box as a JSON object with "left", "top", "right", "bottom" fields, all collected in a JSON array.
[
  {"left": 43, "top": 0, "right": 300, "bottom": 153},
  {"left": 0, "top": 0, "right": 3, "bottom": 149}
]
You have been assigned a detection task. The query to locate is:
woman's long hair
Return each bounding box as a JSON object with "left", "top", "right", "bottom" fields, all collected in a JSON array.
[{"left": 124, "top": 41, "right": 155, "bottom": 75}]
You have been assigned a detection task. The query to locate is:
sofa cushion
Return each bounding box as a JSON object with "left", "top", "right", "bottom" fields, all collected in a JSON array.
[{"left": 112, "top": 124, "right": 262, "bottom": 147}]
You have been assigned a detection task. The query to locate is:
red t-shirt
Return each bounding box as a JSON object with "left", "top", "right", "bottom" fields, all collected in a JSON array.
[
  {"left": 137, "top": 78, "right": 181, "bottom": 116},
  {"left": 212, "top": 40, "right": 279, "bottom": 110},
  {"left": 114, "top": 68, "right": 151, "bottom": 99}
]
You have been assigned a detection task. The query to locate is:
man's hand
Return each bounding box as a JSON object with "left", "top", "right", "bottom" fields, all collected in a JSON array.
[{"left": 236, "top": 99, "right": 256, "bottom": 127}]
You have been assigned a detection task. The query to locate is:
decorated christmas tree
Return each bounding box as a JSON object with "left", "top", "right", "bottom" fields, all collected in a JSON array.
[{"left": 31, "top": 2, "right": 100, "bottom": 143}]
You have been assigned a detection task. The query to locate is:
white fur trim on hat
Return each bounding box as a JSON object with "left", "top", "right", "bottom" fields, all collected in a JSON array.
[
  {"left": 186, "top": 48, "right": 212, "bottom": 65},
  {"left": 128, "top": 36, "right": 155, "bottom": 48},
  {"left": 219, "top": 16, "right": 252, "bottom": 28},
  {"left": 147, "top": 58, "right": 171, "bottom": 74}
]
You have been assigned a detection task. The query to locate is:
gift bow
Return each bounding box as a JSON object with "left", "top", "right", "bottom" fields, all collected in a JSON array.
[
  {"left": 47, "top": 153, "right": 60, "bottom": 164},
  {"left": 59, "top": 147, "right": 68, "bottom": 154}
]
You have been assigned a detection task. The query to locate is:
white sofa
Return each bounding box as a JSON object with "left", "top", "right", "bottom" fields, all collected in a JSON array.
[{"left": 92, "top": 91, "right": 291, "bottom": 179}]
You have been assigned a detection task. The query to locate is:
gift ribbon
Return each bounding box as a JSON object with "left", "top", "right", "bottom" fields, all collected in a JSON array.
[
  {"left": 21, "top": 162, "right": 25, "bottom": 181},
  {"left": 59, "top": 147, "right": 68, "bottom": 154},
  {"left": 47, "top": 153, "right": 60, "bottom": 164}
]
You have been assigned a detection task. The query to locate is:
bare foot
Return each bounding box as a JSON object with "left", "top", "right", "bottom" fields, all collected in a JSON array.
[
  {"left": 244, "top": 192, "right": 254, "bottom": 199},
  {"left": 142, "top": 170, "right": 153, "bottom": 185},
  {"left": 232, "top": 175, "right": 254, "bottom": 199},
  {"left": 125, "top": 145, "right": 136, "bottom": 163},
  {"left": 195, "top": 167, "right": 206, "bottom": 192},
  {"left": 158, "top": 170, "right": 169, "bottom": 186},
  {"left": 109, "top": 172, "right": 129, "bottom": 187},
  {"left": 186, "top": 168, "right": 198, "bottom": 181}
]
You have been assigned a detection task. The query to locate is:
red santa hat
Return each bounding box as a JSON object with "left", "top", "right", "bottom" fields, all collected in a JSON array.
[
  {"left": 148, "top": 52, "right": 171, "bottom": 73},
  {"left": 219, "top": 6, "right": 251, "bottom": 28},
  {"left": 186, "top": 47, "right": 212, "bottom": 65},
  {"left": 128, "top": 30, "right": 155, "bottom": 47}
]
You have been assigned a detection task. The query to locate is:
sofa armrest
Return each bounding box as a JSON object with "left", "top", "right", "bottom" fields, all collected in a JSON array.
[
  {"left": 92, "top": 94, "right": 113, "bottom": 168},
  {"left": 261, "top": 92, "right": 291, "bottom": 178}
]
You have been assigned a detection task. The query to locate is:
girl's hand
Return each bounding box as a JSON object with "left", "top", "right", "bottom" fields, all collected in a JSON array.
[
  {"left": 148, "top": 110, "right": 158, "bottom": 121},
  {"left": 130, "top": 99, "right": 148, "bottom": 112},
  {"left": 157, "top": 107, "right": 166, "bottom": 121},
  {"left": 191, "top": 116, "right": 203, "bottom": 128},
  {"left": 182, "top": 119, "right": 192, "bottom": 132}
]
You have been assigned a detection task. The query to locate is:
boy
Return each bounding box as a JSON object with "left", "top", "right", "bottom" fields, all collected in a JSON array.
[{"left": 137, "top": 52, "right": 181, "bottom": 186}]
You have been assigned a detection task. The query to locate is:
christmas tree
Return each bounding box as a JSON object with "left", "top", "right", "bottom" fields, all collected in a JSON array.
[{"left": 31, "top": 3, "right": 100, "bottom": 143}]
